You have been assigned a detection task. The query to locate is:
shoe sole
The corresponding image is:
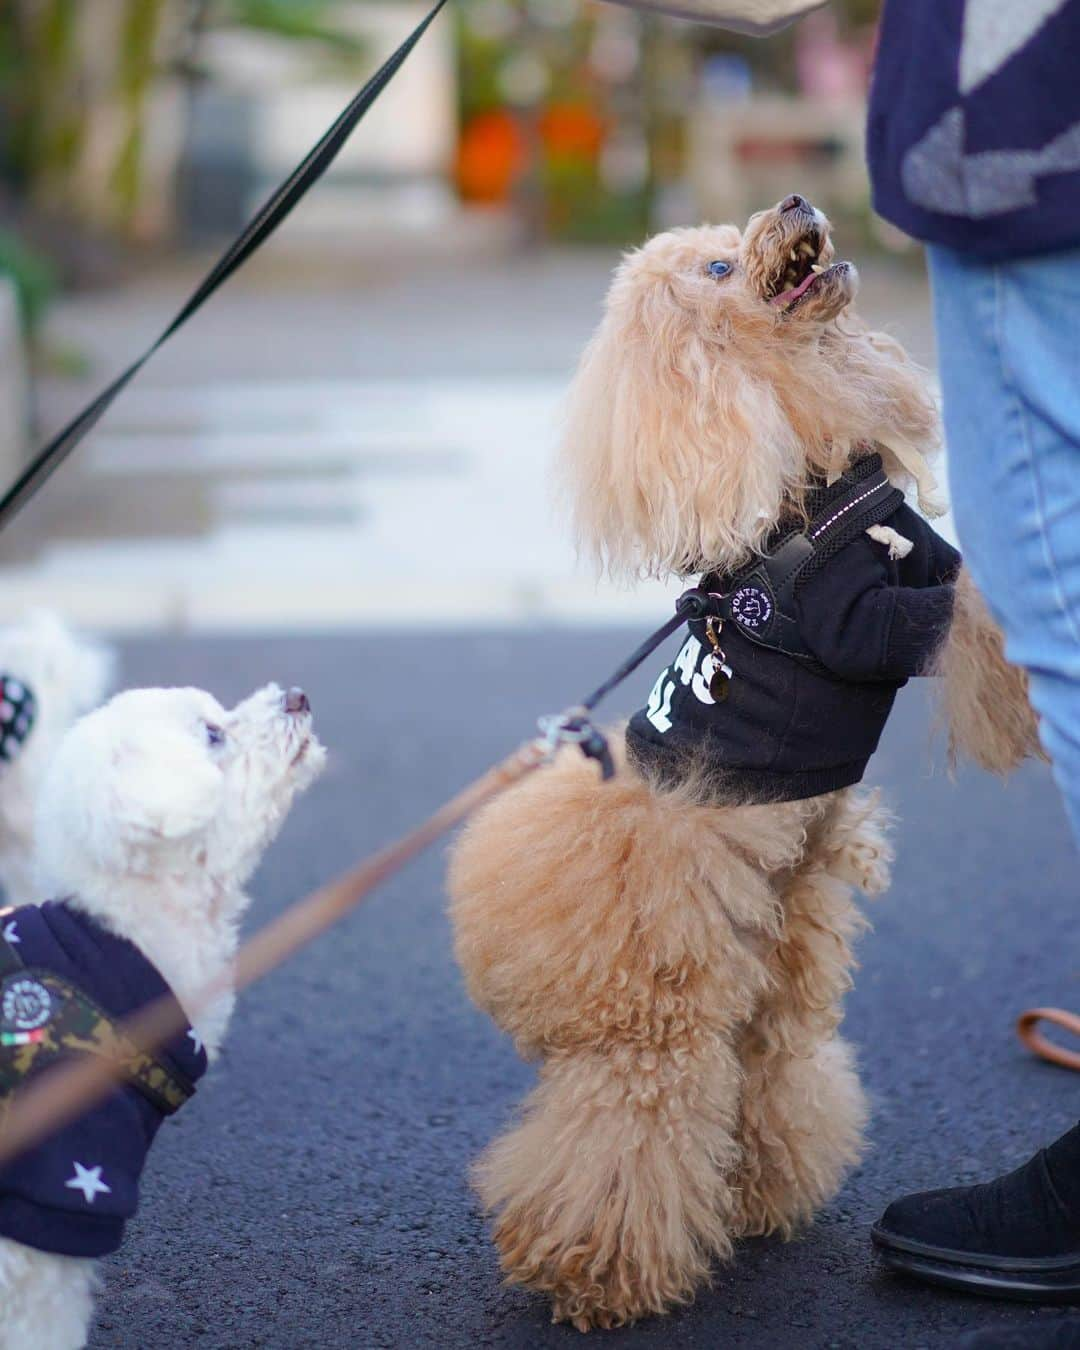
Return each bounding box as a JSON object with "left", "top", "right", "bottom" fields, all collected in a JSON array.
[{"left": 871, "top": 1226, "right": 1080, "bottom": 1304}]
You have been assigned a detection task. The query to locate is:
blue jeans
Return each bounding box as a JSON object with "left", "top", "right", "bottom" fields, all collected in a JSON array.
[{"left": 928, "top": 245, "right": 1080, "bottom": 848}]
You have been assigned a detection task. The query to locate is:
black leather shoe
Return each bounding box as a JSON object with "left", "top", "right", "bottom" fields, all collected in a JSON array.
[{"left": 873, "top": 1125, "right": 1080, "bottom": 1303}]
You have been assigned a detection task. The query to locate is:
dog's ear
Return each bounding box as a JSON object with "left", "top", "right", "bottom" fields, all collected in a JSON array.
[
  {"left": 105, "top": 733, "right": 224, "bottom": 844},
  {"left": 558, "top": 251, "right": 798, "bottom": 581}
]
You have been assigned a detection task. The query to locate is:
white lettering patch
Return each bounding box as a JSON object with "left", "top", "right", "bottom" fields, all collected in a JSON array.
[
  {"left": 672, "top": 636, "right": 701, "bottom": 687},
  {"left": 645, "top": 668, "right": 675, "bottom": 733}
]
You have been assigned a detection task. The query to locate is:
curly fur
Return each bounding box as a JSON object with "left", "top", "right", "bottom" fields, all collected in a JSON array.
[
  {"left": 450, "top": 742, "right": 883, "bottom": 1329},
  {"left": 0, "top": 682, "right": 325, "bottom": 1349},
  {"left": 449, "top": 199, "right": 1037, "bottom": 1330},
  {"left": 0, "top": 612, "right": 114, "bottom": 909},
  {"left": 559, "top": 215, "right": 939, "bottom": 581},
  {"left": 935, "top": 568, "right": 1046, "bottom": 774}
]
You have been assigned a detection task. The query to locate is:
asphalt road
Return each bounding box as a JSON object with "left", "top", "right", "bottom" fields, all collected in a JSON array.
[{"left": 85, "top": 630, "right": 1078, "bottom": 1350}]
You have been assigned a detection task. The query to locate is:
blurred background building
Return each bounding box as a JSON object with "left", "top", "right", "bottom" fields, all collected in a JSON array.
[
  {"left": 0, "top": 0, "right": 887, "bottom": 254},
  {"left": 0, "top": 0, "right": 934, "bottom": 633}
]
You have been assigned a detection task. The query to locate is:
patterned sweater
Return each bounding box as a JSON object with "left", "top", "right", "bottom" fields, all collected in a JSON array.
[{"left": 868, "top": 0, "right": 1080, "bottom": 259}]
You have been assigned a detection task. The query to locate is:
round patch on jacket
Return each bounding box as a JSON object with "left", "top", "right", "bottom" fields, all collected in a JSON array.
[
  {"left": 730, "top": 586, "right": 773, "bottom": 632},
  {"left": 2, "top": 976, "right": 53, "bottom": 1032}
]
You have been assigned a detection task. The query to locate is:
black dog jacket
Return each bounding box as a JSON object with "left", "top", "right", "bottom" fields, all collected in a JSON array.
[
  {"left": 627, "top": 455, "right": 962, "bottom": 803},
  {"left": 0, "top": 901, "right": 206, "bottom": 1257}
]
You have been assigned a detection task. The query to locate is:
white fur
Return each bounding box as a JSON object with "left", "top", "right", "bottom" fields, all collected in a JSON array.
[
  {"left": 865, "top": 524, "right": 914, "bottom": 560},
  {"left": 0, "top": 1245, "right": 97, "bottom": 1350},
  {"left": 0, "top": 682, "right": 325, "bottom": 1350},
  {"left": 0, "top": 614, "right": 113, "bottom": 910}
]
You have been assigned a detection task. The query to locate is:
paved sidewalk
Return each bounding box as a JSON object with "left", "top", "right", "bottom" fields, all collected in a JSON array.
[
  {"left": 1, "top": 245, "right": 939, "bottom": 631},
  {"left": 87, "top": 631, "right": 1076, "bottom": 1349}
]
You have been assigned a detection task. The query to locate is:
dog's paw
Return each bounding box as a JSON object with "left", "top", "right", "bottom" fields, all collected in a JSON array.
[
  {"left": 494, "top": 1205, "right": 695, "bottom": 1334},
  {"left": 831, "top": 833, "right": 892, "bottom": 895},
  {"left": 823, "top": 791, "right": 893, "bottom": 896}
]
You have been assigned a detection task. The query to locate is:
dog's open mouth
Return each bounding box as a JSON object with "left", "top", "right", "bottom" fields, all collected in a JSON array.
[{"left": 764, "top": 227, "right": 844, "bottom": 312}]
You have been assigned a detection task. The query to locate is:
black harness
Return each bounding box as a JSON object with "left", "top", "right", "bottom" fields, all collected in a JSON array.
[{"left": 705, "top": 460, "right": 904, "bottom": 664}]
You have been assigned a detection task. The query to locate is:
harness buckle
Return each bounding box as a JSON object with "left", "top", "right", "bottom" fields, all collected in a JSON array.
[
  {"left": 675, "top": 588, "right": 725, "bottom": 622},
  {"left": 536, "top": 707, "right": 616, "bottom": 781}
]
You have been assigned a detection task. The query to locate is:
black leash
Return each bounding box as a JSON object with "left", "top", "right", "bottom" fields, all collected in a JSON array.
[
  {"left": 581, "top": 589, "right": 714, "bottom": 712},
  {"left": 0, "top": 0, "right": 448, "bottom": 535},
  {"left": 544, "top": 587, "right": 716, "bottom": 781}
]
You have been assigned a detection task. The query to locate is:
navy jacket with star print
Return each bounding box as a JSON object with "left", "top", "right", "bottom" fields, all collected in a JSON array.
[{"left": 0, "top": 902, "right": 206, "bottom": 1258}]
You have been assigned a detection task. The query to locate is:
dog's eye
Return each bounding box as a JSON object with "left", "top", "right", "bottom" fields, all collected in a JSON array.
[
  {"left": 708, "top": 260, "right": 732, "bottom": 278},
  {"left": 205, "top": 722, "right": 226, "bottom": 748}
]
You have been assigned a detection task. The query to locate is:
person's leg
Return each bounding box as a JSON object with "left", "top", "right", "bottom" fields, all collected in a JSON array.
[
  {"left": 929, "top": 244, "right": 1080, "bottom": 844},
  {"left": 872, "top": 244, "right": 1080, "bottom": 1300}
]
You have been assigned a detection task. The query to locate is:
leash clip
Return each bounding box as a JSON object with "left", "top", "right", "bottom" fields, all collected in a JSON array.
[
  {"left": 676, "top": 587, "right": 726, "bottom": 622},
  {"left": 536, "top": 707, "right": 615, "bottom": 781}
]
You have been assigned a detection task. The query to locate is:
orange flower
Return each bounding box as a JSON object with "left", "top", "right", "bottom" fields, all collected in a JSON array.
[
  {"left": 455, "top": 111, "right": 526, "bottom": 203},
  {"left": 540, "top": 103, "right": 606, "bottom": 160}
]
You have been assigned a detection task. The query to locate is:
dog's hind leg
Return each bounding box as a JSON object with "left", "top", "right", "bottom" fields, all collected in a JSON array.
[
  {"left": 732, "top": 788, "right": 885, "bottom": 1238},
  {"left": 0, "top": 1240, "right": 97, "bottom": 1350},
  {"left": 448, "top": 739, "right": 805, "bottom": 1329},
  {"left": 475, "top": 1028, "right": 746, "bottom": 1330}
]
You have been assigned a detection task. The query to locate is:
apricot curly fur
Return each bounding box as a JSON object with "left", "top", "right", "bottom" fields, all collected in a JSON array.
[
  {"left": 558, "top": 219, "right": 939, "bottom": 582},
  {"left": 449, "top": 741, "right": 884, "bottom": 1329},
  {"left": 935, "top": 568, "right": 1046, "bottom": 775},
  {"left": 447, "top": 201, "right": 1036, "bottom": 1330}
]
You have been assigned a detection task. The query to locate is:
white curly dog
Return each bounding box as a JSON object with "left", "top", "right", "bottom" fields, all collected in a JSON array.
[
  {"left": 0, "top": 613, "right": 114, "bottom": 910},
  {"left": 0, "top": 681, "right": 325, "bottom": 1350}
]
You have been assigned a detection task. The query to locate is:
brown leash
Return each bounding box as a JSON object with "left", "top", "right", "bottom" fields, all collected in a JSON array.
[
  {"left": 0, "top": 731, "right": 555, "bottom": 1168},
  {"left": 1017, "top": 1007, "right": 1080, "bottom": 1073},
  {"left": 0, "top": 586, "right": 707, "bottom": 1167}
]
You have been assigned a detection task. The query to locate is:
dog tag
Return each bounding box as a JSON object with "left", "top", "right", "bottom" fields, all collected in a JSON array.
[{"left": 709, "top": 663, "right": 734, "bottom": 702}]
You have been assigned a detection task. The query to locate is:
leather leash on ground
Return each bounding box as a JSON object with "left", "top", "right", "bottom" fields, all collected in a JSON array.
[
  {"left": 0, "top": 589, "right": 714, "bottom": 1167},
  {"left": 1017, "top": 1008, "right": 1080, "bottom": 1073},
  {"left": 0, "top": 0, "right": 448, "bottom": 536}
]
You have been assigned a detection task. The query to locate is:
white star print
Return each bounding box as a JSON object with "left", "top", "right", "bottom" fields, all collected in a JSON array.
[
  {"left": 187, "top": 1028, "right": 203, "bottom": 1056},
  {"left": 3, "top": 921, "right": 18, "bottom": 945},
  {"left": 65, "top": 1162, "right": 111, "bottom": 1205}
]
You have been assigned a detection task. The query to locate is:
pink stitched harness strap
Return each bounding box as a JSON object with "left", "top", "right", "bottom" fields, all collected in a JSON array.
[{"left": 714, "top": 463, "right": 902, "bottom": 665}]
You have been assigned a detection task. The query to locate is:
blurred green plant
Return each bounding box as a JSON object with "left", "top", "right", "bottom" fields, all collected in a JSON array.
[
  {"left": 213, "top": 0, "right": 368, "bottom": 51},
  {"left": 112, "top": 0, "right": 171, "bottom": 225},
  {"left": 0, "top": 229, "right": 57, "bottom": 339},
  {"left": 0, "top": 0, "right": 369, "bottom": 239},
  {"left": 455, "top": 0, "right": 665, "bottom": 245}
]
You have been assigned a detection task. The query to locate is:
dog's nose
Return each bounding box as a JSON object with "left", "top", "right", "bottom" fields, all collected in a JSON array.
[
  {"left": 780, "top": 193, "right": 809, "bottom": 214},
  {"left": 284, "top": 687, "right": 310, "bottom": 715}
]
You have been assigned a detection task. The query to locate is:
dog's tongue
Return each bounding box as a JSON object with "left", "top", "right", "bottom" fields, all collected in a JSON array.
[{"left": 770, "top": 269, "right": 818, "bottom": 307}]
